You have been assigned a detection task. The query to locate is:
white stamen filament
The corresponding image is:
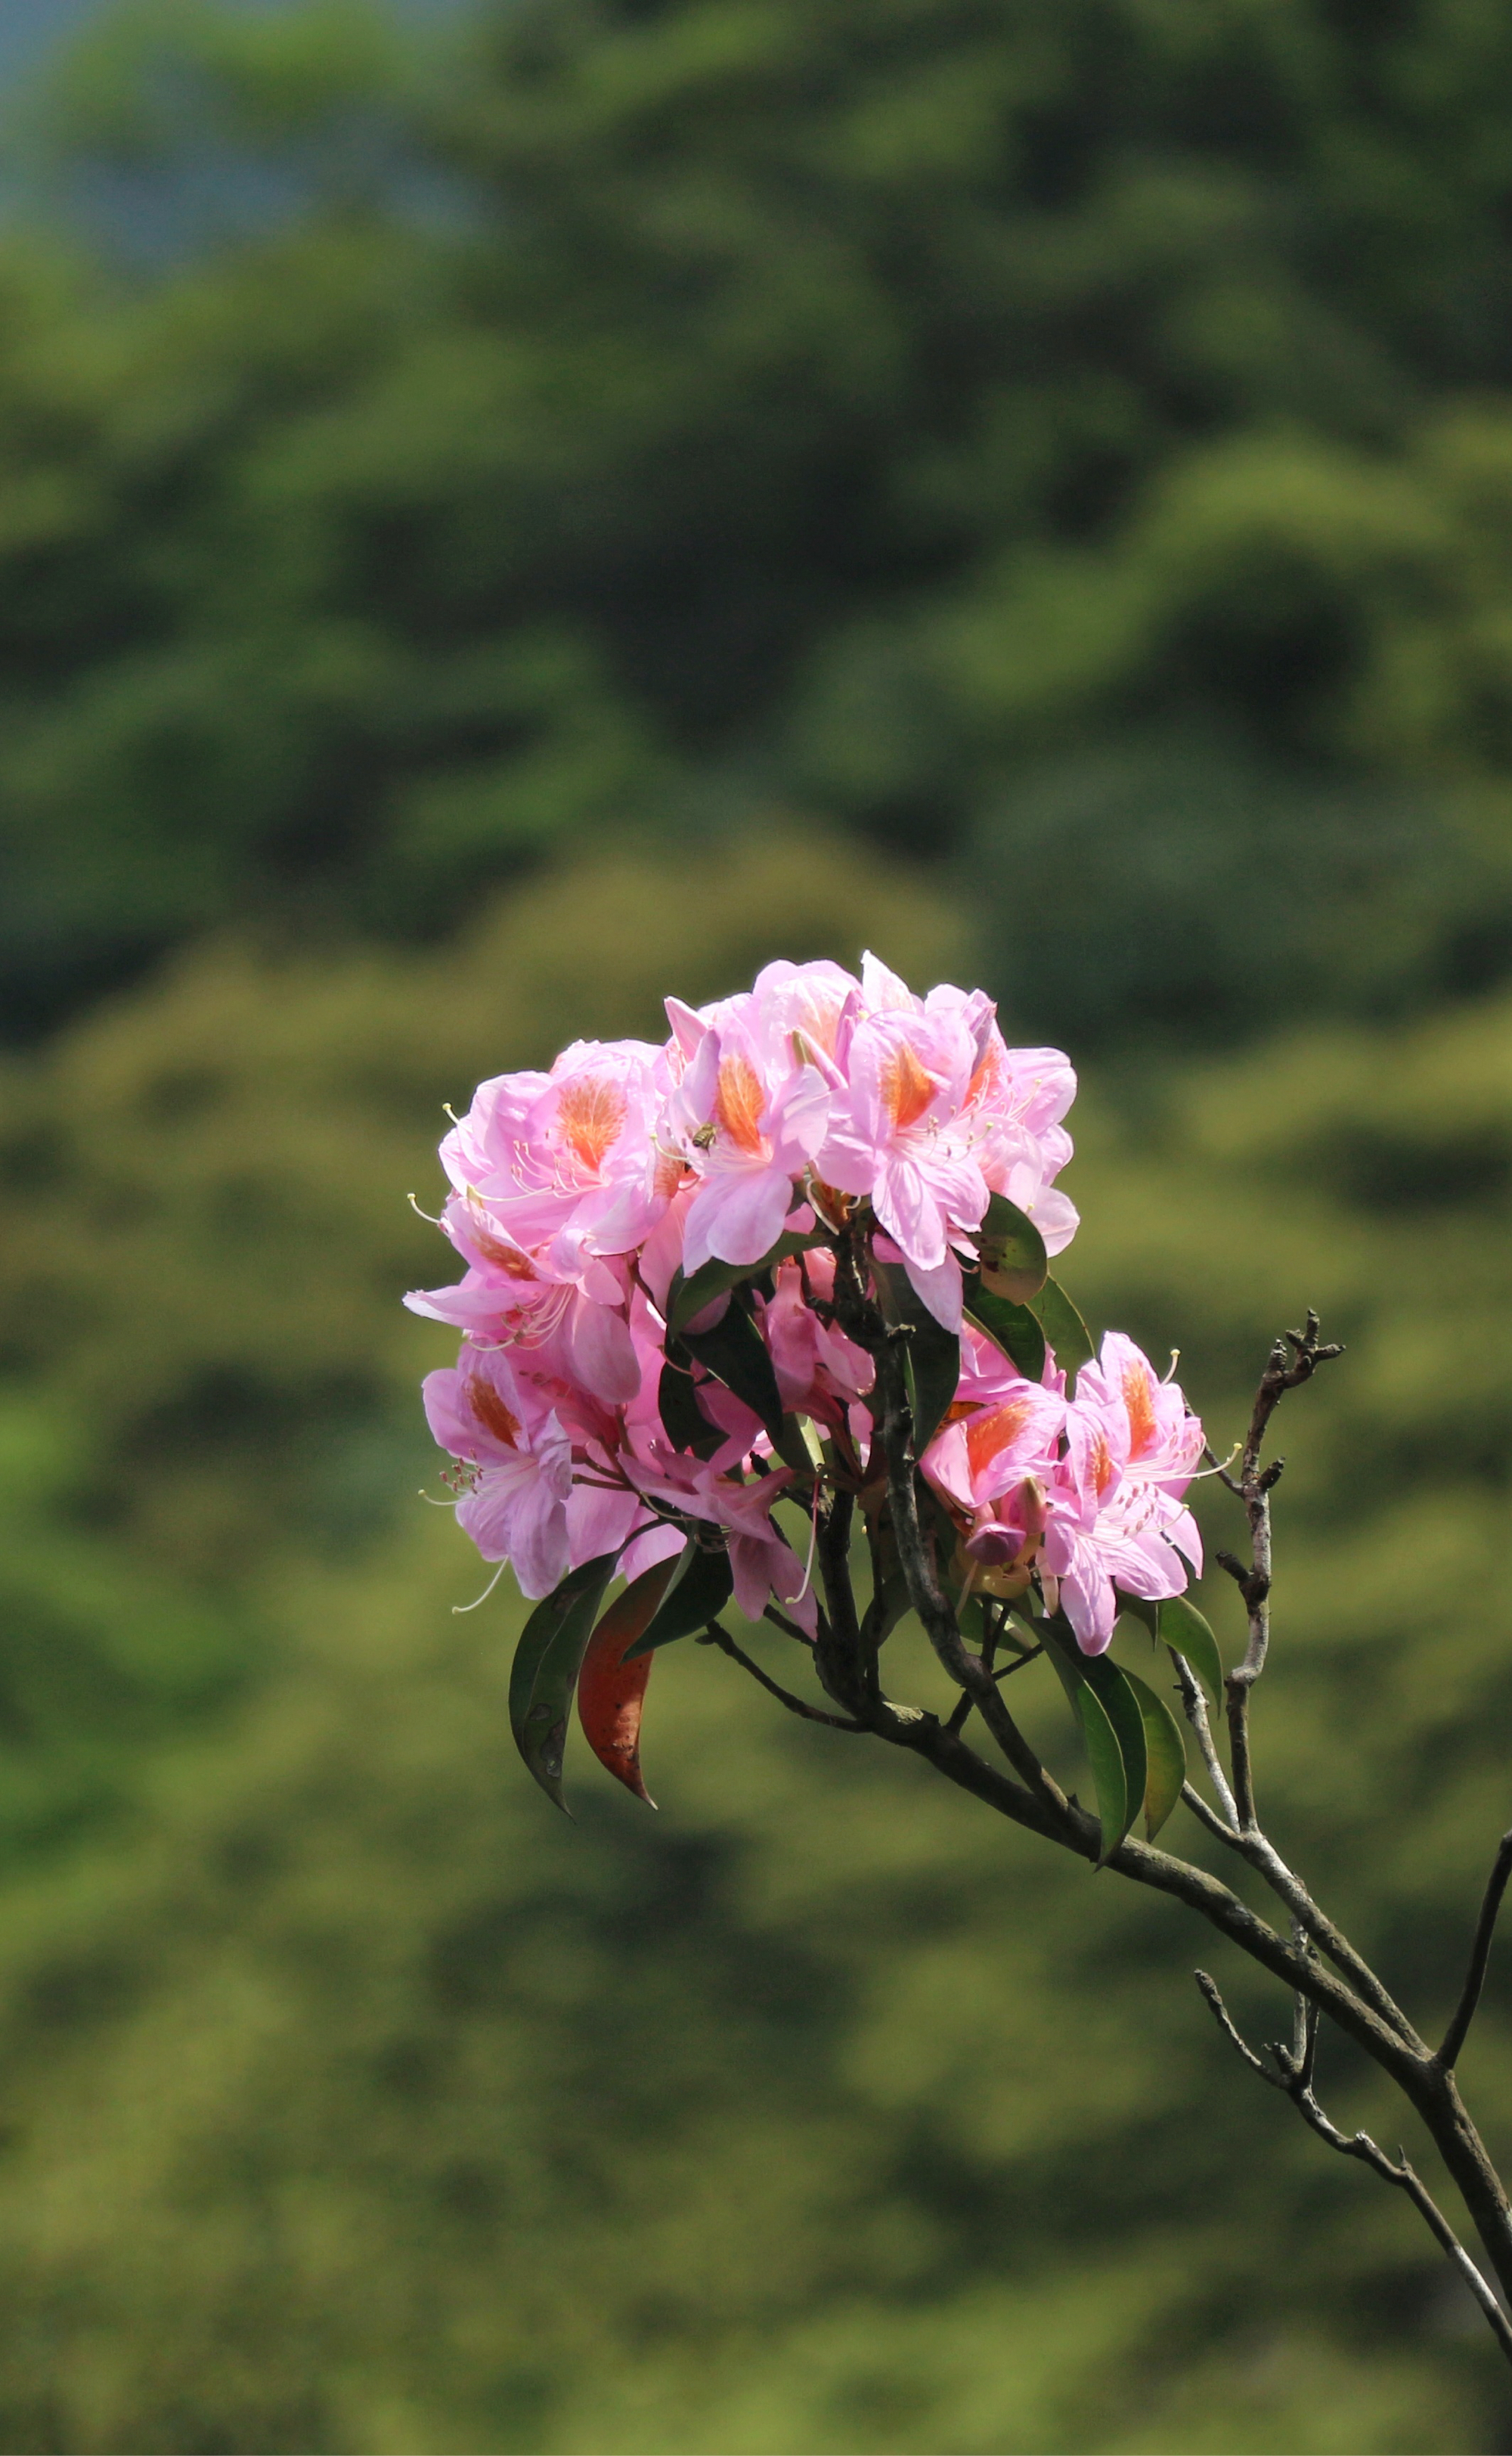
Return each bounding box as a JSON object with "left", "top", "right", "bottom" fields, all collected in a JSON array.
[{"left": 452, "top": 1558, "right": 511, "bottom": 1614}]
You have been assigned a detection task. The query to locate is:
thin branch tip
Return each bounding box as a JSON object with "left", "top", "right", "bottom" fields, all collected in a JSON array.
[
  {"left": 1436, "top": 1828, "right": 1512, "bottom": 2070},
  {"left": 1196, "top": 1962, "right": 1512, "bottom": 2358}
]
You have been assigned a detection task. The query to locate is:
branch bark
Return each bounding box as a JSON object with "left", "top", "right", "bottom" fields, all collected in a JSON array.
[
  {"left": 792, "top": 1266, "right": 1512, "bottom": 2348},
  {"left": 1196, "top": 1970, "right": 1512, "bottom": 2360},
  {"left": 1436, "top": 1830, "right": 1512, "bottom": 2072}
]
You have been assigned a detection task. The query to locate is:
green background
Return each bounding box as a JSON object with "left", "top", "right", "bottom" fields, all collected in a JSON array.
[{"left": 2, "top": 2, "right": 1512, "bottom": 2445}]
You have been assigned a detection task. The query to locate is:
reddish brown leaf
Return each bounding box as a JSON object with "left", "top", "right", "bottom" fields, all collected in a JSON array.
[{"left": 575, "top": 1560, "right": 676, "bottom": 1804}]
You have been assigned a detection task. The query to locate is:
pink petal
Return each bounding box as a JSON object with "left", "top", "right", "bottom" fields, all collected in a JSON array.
[
  {"left": 900, "top": 1248, "right": 963, "bottom": 1332},
  {"left": 684, "top": 1167, "right": 795, "bottom": 1273},
  {"left": 875, "top": 1155, "right": 947, "bottom": 1271},
  {"left": 565, "top": 1297, "right": 642, "bottom": 1404}
]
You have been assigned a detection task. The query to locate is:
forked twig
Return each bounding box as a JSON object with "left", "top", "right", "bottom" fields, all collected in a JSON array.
[
  {"left": 1216, "top": 1311, "right": 1343, "bottom": 1829},
  {"left": 1196, "top": 1971, "right": 1512, "bottom": 2359}
]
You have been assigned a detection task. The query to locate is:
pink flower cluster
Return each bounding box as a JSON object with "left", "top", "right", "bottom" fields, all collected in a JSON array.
[
  {"left": 920, "top": 1329, "right": 1204, "bottom": 1651},
  {"left": 410, "top": 955, "right": 1202, "bottom": 1653}
]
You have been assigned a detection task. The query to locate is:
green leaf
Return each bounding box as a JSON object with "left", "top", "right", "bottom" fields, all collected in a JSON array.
[
  {"left": 975, "top": 1193, "right": 1049, "bottom": 1304},
  {"left": 1077, "top": 1681, "right": 1132, "bottom": 1863},
  {"left": 872, "top": 1256, "right": 961, "bottom": 1453},
  {"left": 1160, "top": 1592, "right": 1225, "bottom": 1716},
  {"left": 1117, "top": 1660, "right": 1188, "bottom": 1840},
  {"left": 962, "top": 1278, "right": 1046, "bottom": 1381},
  {"left": 1082, "top": 1655, "right": 1148, "bottom": 1856},
  {"left": 1027, "top": 1276, "right": 1095, "bottom": 1387},
  {"left": 678, "top": 1295, "right": 785, "bottom": 1444},
  {"left": 668, "top": 1229, "right": 826, "bottom": 1334},
  {"left": 508, "top": 1553, "right": 618, "bottom": 1811},
  {"left": 657, "top": 1360, "right": 722, "bottom": 1456},
  {"left": 1040, "top": 1617, "right": 1147, "bottom": 1862},
  {"left": 623, "top": 1540, "right": 734, "bottom": 1659},
  {"left": 1117, "top": 1592, "right": 1160, "bottom": 1638}
]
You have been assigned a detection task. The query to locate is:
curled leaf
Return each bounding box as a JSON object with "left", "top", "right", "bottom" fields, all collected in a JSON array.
[
  {"left": 577, "top": 1561, "right": 677, "bottom": 1804},
  {"left": 1076, "top": 1679, "right": 1132, "bottom": 1864}
]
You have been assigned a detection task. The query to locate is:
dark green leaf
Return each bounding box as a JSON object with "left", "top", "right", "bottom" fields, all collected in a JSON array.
[
  {"left": 623, "top": 1541, "right": 734, "bottom": 1659},
  {"left": 1117, "top": 1592, "right": 1160, "bottom": 1638},
  {"left": 508, "top": 1553, "right": 618, "bottom": 1811},
  {"left": 1027, "top": 1276, "right": 1095, "bottom": 1387},
  {"left": 962, "top": 1277, "right": 1046, "bottom": 1381},
  {"left": 976, "top": 1193, "right": 1049, "bottom": 1304},
  {"left": 1118, "top": 1660, "right": 1188, "bottom": 1840},
  {"left": 658, "top": 1361, "right": 722, "bottom": 1456},
  {"left": 1160, "top": 1592, "right": 1225, "bottom": 1716},
  {"left": 1076, "top": 1681, "right": 1130, "bottom": 1864},
  {"left": 679, "top": 1298, "right": 785, "bottom": 1444},
  {"left": 668, "top": 1229, "right": 827, "bottom": 1334},
  {"left": 1082, "top": 1655, "right": 1148, "bottom": 1856},
  {"left": 872, "top": 1256, "right": 961, "bottom": 1453},
  {"left": 1040, "top": 1617, "right": 1147, "bottom": 1862}
]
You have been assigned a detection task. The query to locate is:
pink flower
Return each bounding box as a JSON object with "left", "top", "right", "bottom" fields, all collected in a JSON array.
[
  {"left": 621, "top": 1434, "right": 819, "bottom": 1633},
  {"left": 1074, "top": 1332, "right": 1205, "bottom": 1499},
  {"left": 440, "top": 1038, "right": 680, "bottom": 1262},
  {"left": 405, "top": 1200, "right": 640, "bottom": 1404},
  {"left": 816, "top": 992, "right": 987, "bottom": 1327},
  {"left": 959, "top": 1028, "right": 1080, "bottom": 1259},
  {"left": 758, "top": 1250, "right": 875, "bottom": 1428},
  {"left": 668, "top": 1012, "right": 831, "bottom": 1275},
  {"left": 423, "top": 1346, "right": 574, "bottom": 1599},
  {"left": 1042, "top": 1338, "right": 1204, "bottom": 1653},
  {"left": 921, "top": 1381, "right": 1064, "bottom": 1521},
  {"left": 961, "top": 1471, "right": 1051, "bottom": 1577},
  {"left": 407, "top": 952, "right": 1101, "bottom": 1653}
]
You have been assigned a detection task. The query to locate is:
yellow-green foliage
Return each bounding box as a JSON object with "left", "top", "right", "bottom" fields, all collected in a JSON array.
[{"left": 0, "top": 843, "right": 1510, "bottom": 2450}]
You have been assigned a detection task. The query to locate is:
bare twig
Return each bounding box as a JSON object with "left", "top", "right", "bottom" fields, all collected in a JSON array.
[
  {"left": 1437, "top": 1831, "right": 1512, "bottom": 2071},
  {"left": 699, "top": 1623, "right": 866, "bottom": 1731},
  {"left": 1222, "top": 1326, "right": 1345, "bottom": 1827},
  {"left": 1196, "top": 1971, "right": 1512, "bottom": 2361},
  {"left": 1218, "top": 1313, "right": 1343, "bottom": 1828},
  {"left": 1171, "top": 1652, "right": 1239, "bottom": 1828},
  {"left": 996, "top": 1646, "right": 1043, "bottom": 1679},
  {"left": 1182, "top": 1780, "right": 1240, "bottom": 1846},
  {"left": 1229, "top": 1827, "right": 1423, "bottom": 2051},
  {"left": 944, "top": 1645, "right": 1040, "bottom": 1735}
]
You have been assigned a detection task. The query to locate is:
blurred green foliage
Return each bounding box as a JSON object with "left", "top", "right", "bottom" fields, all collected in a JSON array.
[
  {"left": 2, "top": 1, "right": 1512, "bottom": 2448},
  {"left": 5, "top": 0, "right": 1512, "bottom": 1037},
  {"left": 0, "top": 846, "right": 1508, "bottom": 2450}
]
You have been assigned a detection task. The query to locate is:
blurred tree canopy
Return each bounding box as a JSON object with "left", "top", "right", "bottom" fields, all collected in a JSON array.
[
  {"left": 0, "top": 855, "right": 1510, "bottom": 2449},
  {"left": 5, "top": 6, "right": 1512, "bottom": 2448},
  {"left": 5, "top": 0, "right": 1512, "bottom": 1039}
]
